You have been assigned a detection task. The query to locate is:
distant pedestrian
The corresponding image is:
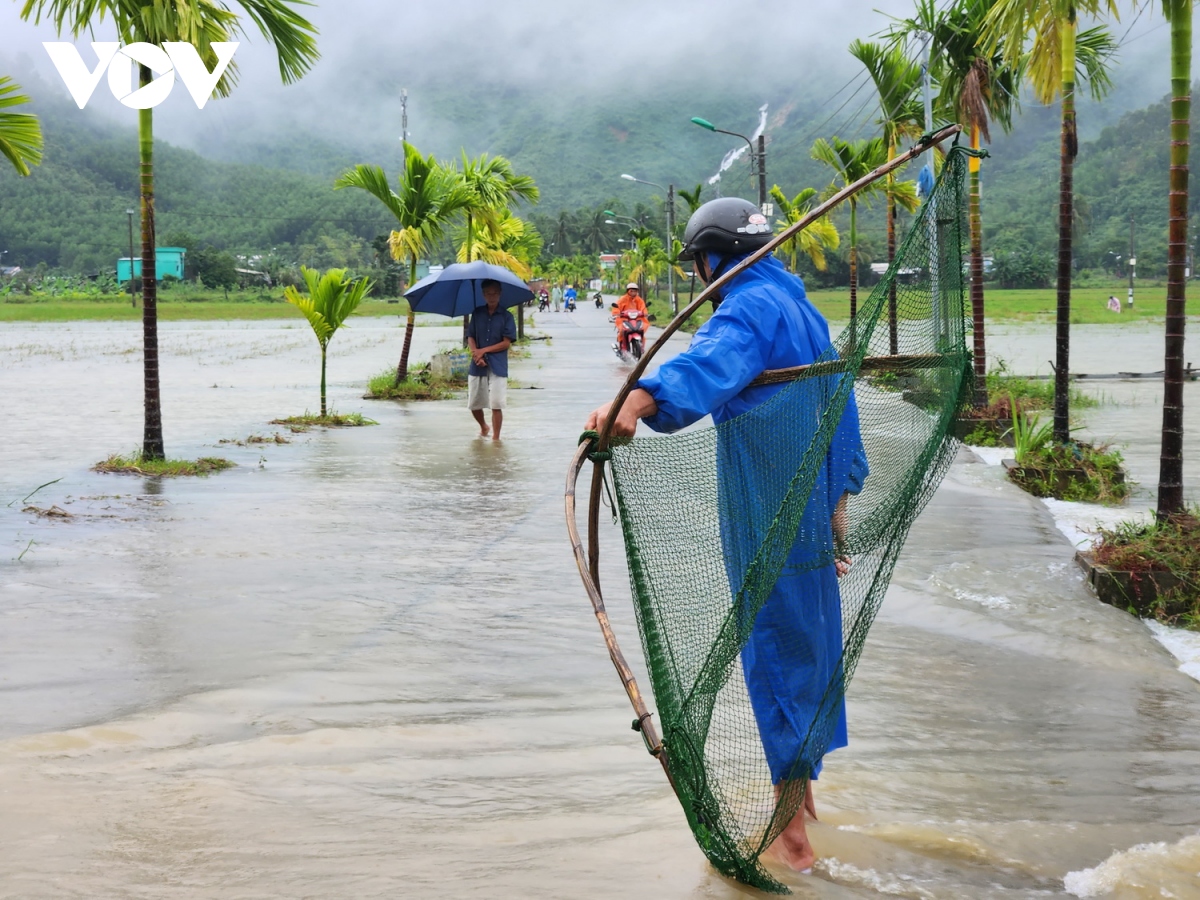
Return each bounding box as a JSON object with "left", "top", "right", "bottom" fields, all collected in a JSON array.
[
  {"left": 551, "top": 284, "right": 563, "bottom": 312},
  {"left": 1107, "top": 295, "right": 1121, "bottom": 313},
  {"left": 467, "top": 279, "right": 516, "bottom": 441}
]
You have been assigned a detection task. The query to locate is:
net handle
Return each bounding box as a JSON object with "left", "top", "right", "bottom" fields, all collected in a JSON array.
[
  {"left": 565, "top": 440, "right": 673, "bottom": 776},
  {"left": 593, "top": 123, "right": 962, "bottom": 454}
]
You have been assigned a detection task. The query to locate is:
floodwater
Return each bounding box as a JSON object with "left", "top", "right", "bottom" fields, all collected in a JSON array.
[{"left": 1, "top": 307, "right": 1199, "bottom": 899}]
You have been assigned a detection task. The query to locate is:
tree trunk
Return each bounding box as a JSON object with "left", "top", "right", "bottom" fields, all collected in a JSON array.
[
  {"left": 969, "top": 125, "right": 988, "bottom": 408},
  {"left": 887, "top": 164, "right": 899, "bottom": 356},
  {"left": 138, "top": 67, "right": 164, "bottom": 461},
  {"left": 320, "top": 343, "right": 327, "bottom": 418},
  {"left": 1158, "top": 0, "right": 1190, "bottom": 518},
  {"left": 1052, "top": 24, "right": 1078, "bottom": 445},
  {"left": 849, "top": 200, "right": 858, "bottom": 320},
  {"left": 395, "top": 255, "right": 418, "bottom": 384}
]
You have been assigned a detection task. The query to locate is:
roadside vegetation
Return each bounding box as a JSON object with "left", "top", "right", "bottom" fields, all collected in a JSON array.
[
  {"left": 1094, "top": 512, "right": 1200, "bottom": 629},
  {"left": 93, "top": 454, "right": 235, "bottom": 477}
]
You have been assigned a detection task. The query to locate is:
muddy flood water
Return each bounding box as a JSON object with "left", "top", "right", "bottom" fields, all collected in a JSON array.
[{"left": 1, "top": 308, "right": 1199, "bottom": 899}]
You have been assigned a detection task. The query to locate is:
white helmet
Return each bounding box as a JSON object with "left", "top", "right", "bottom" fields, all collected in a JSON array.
[{"left": 626, "top": 282, "right": 639, "bottom": 290}]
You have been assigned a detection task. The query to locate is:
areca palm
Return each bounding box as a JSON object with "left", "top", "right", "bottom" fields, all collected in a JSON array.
[
  {"left": 768, "top": 185, "right": 840, "bottom": 273},
  {"left": 887, "top": 0, "right": 1022, "bottom": 406},
  {"left": 0, "top": 76, "right": 43, "bottom": 176},
  {"left": 850, "top": 38, "right": 925, "bottom": 354},
  {"left": 1158, "top": 0, "right": 1190, "bottom": 517},
  {"left": 455, "top": 151, "right": 539, "bottom": 263},
  {"left": 984, "top": 0, "right": 1119, "bottom": 441},
  {"left": 812, "top": 135, "right": 888, "bottom": 320},
  {"left": 20, "top": 0, "right": 318, "bottom": 460},
  {"left": 456, "top": 208, "right": 542, "bottom": 279},
  {"left": 335, "top": 142, "right": 469, "bottom": 382},
  {"left": 285, "top": 267, "right": 372, "bottom": 418},
  {"left": 678, "top": 184, "right": 705, "bottom": 217}
]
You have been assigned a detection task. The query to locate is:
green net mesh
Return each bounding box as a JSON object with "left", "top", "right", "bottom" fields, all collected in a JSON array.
[{"left": 606, "top": 146, "right": 976, "bottom": 892}]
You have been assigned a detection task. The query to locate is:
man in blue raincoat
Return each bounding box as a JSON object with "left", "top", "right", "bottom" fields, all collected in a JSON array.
[{"left": 584, "top": 197, "right": 868, "bottom": 873}]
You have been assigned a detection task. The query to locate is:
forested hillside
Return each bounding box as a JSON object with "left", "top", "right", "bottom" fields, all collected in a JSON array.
[{"left": 0, "top": 67, "right": 1194, "bottom": 283}]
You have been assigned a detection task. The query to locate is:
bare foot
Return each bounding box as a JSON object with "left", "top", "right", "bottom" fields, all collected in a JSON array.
[
  {"left": 479, "top": 426, "right": 490, "bottom": 438},
  {"left": 766, "top": 780, "right": 816, "bottom": 872}
]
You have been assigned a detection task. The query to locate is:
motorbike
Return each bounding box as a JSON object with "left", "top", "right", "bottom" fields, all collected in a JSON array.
[
  {"left": 537, "top": 293, "right": 550, "bottom": 312},
  {"left": 593, "top": 292, "right": 604, "bottom": 309},
  {"left": 564, "top": 293, "right": 577, "bottom": 312},
  {"left": 614, "top": 308, "right": 648, "bottom": 361}
]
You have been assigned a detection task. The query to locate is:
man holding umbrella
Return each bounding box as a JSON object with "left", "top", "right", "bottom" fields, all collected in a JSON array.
[{"left": 467, "top": 278, "right": 516, "bottom": 440}]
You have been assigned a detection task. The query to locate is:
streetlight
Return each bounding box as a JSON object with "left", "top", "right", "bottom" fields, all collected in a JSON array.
[
  {"left": 126, "top": 208, "right": 137, "bottom": 308},
  {"left": 619, "top": 174, "right": 677, "bottom": 314},
  {"left": 691, "top": 116, "right": 767, "bottom": 211}
]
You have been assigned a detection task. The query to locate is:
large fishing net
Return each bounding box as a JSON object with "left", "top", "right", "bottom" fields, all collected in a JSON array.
[{"left": 600, "top": 146, "right": 975, "bottom": 892}]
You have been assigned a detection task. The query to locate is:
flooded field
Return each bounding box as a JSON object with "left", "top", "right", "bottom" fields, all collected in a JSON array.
[{"left": 1, "top": 309, "right": 1198, "bottom": 898}]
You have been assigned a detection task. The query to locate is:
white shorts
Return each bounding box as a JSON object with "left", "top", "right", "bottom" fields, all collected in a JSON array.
[{"left": 467, "top": 372, "right": 507, "bottom": 410}]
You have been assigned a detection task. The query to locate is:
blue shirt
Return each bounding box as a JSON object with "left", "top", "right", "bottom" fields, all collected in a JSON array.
[{"left": 467, "top": 306, "right": 517, "bottom": 377}]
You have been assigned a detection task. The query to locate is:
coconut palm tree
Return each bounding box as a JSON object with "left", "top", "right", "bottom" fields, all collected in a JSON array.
[
  {"left": 20, "top": 0, "right": 319, "bottom": 460},
  {"left": 984, "top": 0, "right": 1119, "bottom": 441},
  {"left": 335, "top": 143, "right": 469, "bottom": 382},
  {"left": 0, "top": 76, "right": 42, "bottom": 176},
  {"left": 285, "top": 267, "right": 372, "bottom": 418},
  {"left": 850, "top": 38, "right": 925, "bottom": 355},
  {"left": 811, "top": 135, "right": 889, "bottom": 321},
  {"left": 887, "top": 0, "right": 1023, "bottom": 406},
  {"left": 768, "top": 185, "right": 840, "bottom": 273},
  {"left": 1157, "top": 0, "right": 1190, "bottom": 518}
]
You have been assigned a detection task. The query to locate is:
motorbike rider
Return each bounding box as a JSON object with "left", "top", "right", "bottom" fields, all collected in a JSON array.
[{"left": 614, "top": 282, "right": 649, "bottom": 352}]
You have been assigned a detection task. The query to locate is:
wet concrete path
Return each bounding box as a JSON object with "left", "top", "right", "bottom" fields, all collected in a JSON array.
[{"left": 0, "top": 308, "right": 1198, "bottom": 898}]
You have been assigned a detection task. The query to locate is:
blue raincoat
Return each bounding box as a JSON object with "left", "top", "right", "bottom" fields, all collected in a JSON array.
[{"left": 639, "top": 253, "right": 868, "bottom": 784}]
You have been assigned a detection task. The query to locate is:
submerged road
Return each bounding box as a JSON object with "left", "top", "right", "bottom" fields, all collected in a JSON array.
[{"left": 0, "top": 304, "right": 1198, "bottom": 898}]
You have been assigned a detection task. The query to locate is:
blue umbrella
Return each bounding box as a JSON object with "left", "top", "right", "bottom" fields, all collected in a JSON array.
[{"left": 404, "top": 261, "right": 533, "bottom": 317}]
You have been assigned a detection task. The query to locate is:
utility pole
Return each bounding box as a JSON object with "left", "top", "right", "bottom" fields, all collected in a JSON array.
[
  {"left": 667, "top": 183, "right": 676, "bottom": 314},
  {"left": 1128, "top": 213, "right": 1136, "bottom": 309},
  {"left": 400, "top": 88, "right": 409, "bottom": 144},
  {"left": 126, "top": 207, "right": 136, "bottom": 308},
  {"left": 756, "top": 134, "right": 767, "bottom": 212}
]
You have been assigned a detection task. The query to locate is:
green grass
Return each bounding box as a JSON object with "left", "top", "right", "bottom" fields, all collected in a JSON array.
[
  {"left": 1009, "top": 440, "right": 1131, "bottom": 504},
  {"left": 365, "top": 366, "right": 463, "bottom": 401},
  {"left": 0, "top": 289, "right": 411, "bottom": 322},
  {"left": 93, "top": 453, "right": 235, "bottom": 476},
  {"left": 1094, "top": 511, "right": 1200, "bottom": 629},
  {"left": 270, "top": 411, "right": 378, "bottom": 430},
  {"left": 806, "top": 285, "right": 1189, "bottom": 325}
]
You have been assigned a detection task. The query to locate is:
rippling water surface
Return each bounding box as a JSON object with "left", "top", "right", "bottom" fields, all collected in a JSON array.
[{"left": 1, "top": 311, "right": 1198, "bottom": 898}]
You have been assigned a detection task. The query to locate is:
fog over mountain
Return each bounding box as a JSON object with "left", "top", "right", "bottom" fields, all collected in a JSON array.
[{"left": 0, "top": 0, "right": 1193, "bottom": 210}]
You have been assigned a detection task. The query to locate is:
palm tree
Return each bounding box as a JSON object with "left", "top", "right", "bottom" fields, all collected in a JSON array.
[
  {"left": 0, "top": 76, "right": 43, "bottom": 176},
  {"left": 984, "top": 0, "right": 1119, "bottom": 441},
  {"left": 811, "top": 135, "right": 889, "bottom": 321},
  {"left": 579, "top": 208, "right": 610, "bottom": 255},
  {"left": 20, "top": 0, "right": 319, "bottom": 460},
  {"left": 456, "top": 152, "right": 539, "bottom": 263},
  {"left": 887, "top": 0, "right": 1022, "bottom": 406},
  {"left": 678, "top": 184, "right": 705, "bottom": 218},
  {"left": 335, "top": 143, "right": 468, "bottom": 383},
  {"left": 456, "top": 208, "right": 542, "bottom": 279},
  {"left": 1158, "top": 0, "right": 1190, "bottom": 518},
  {"left": 768, "top": 185, "right": 840, "bottom": 273},
  {"left": 850, "top": 38, "right": 925, "bottom": 355},
  {"left": 285, "top": 267, "right": 372, "bottom": 417}
]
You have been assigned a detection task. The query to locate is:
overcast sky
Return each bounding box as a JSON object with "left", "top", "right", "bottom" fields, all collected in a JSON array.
[{"left": 0, "top": 0, "right": 1187, "bottom": 153}]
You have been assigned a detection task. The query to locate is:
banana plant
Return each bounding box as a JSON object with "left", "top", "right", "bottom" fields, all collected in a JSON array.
[{"left": 285, "top": 267, "right": 372, "bottom": 417}]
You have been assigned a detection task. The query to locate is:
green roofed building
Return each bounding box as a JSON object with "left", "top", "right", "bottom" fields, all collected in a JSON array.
[{"left": 116, "top": 247, "right": 186, "bottom": 283}]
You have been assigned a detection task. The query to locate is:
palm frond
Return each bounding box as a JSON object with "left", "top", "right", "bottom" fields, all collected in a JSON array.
[{"left": 0, "top": 76, "right": 43, "bottom": 176}]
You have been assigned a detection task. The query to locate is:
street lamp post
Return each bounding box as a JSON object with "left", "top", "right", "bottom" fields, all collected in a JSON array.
[
  {"left": 126, "top": 208, "right": 137, "bottom": 308},
  {"left": 691, "top": 116, "right": 767, "bottom": 211},
  {"left": 618, "top": 175, "right": 677, "bottom": 314}
]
